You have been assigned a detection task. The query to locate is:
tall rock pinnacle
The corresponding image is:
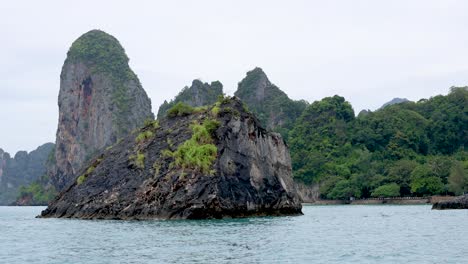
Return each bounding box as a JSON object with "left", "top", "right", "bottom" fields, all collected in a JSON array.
[{"left": 52, "top": 30, "right": 154, "bottom": 189}]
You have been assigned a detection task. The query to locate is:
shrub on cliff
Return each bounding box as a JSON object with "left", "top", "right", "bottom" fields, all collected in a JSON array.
[
  {"left": 164, "top": 119, "right": 219, "bottom": 174},
  {"left": 167, "top": 102, "right": 194, "bottom": 117}
]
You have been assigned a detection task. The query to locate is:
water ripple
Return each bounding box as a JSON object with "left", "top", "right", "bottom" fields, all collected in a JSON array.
[{"left": 0, "top": 205, "right": 467, "bottom": 263}]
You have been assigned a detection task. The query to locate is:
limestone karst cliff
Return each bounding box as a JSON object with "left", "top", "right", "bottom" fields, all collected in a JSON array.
[
  {"left": 157, "top": 79, "right": 223, "bottom": 119},
  {"left": 40, "top": 97, "right": 302, "bottom": 219},
  {"left": 234, "top": 67, "right": 307, "bottom": 139},
  {"left": 0, "top": 143, "right": 54, "bottom": 205},
  {"left": 51, "top": 30, "right": 154, "bottom": 190}
]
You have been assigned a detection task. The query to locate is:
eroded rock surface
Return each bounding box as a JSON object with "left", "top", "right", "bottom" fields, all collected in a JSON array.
[
  {"left": 234, "top": 67, "right": 307, "bottom": 136},
  {"left": 41, "top": 97, "right": 302, "bottom": 219},
  {"left": 432, "top": 194, "right": 468, "bottom": 210}
]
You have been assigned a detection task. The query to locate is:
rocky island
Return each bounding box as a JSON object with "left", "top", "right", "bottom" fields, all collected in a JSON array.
[
  {"left": 40, "top": 97, "right": 302, "bottom": 219},
  {"left": 432, "top": 194, "right": 468, "bottom": 210}
]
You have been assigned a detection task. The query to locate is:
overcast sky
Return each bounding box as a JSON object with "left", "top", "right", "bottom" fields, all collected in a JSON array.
[{"left": 1, "top": 0, "right": 468, "bottom": 154}]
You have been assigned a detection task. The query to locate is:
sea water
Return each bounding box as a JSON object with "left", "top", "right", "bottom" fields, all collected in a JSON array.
[{"left": 1, "top": 205, "right": 466, "bottom": 263}]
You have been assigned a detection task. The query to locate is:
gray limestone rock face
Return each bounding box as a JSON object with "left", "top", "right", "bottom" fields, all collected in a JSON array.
[
  {"left": 51, "top": 30, "right": 154, "bottom": 190},
  {"left": 40, "top": 97, "right": 302, "bottom": 220},
  {"left": 157, "top": 79, "right": 223, "bottom": 119},
  {"left": 234, "top": 67, "right": 307, "bottom": 135}
]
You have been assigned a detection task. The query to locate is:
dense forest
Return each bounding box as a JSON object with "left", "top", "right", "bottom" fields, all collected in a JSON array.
[{"left": 289, "top": 87, "right": 467, "bottom": 199}]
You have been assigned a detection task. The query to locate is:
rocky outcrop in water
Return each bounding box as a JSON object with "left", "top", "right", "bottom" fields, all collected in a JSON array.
[
  {"left": 51, "top": 30, "right": 154, "bottom": 190},
  {"left": 157, "top": 79, "right": 223, "bottom": 119},
  {"left": 0, "top": 143, "right": 54, "bottom": 205},
  {"left": 432, "top": 194, "right": 468, "bottom": 210},
  {"left": 40, "top": 97, "right": 302, "bottom": 219},
  {"left": 234, "top": 67, "right": 307, "bottom": 138}
]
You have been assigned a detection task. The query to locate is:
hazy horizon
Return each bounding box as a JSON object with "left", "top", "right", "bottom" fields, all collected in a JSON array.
[{"left": 2, "top": 0, "right": 468, "bottom": 154}]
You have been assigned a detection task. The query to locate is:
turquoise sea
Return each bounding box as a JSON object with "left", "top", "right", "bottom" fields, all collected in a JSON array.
[{"left": 1, "top": 205, "right": 466, "bottom": 263}]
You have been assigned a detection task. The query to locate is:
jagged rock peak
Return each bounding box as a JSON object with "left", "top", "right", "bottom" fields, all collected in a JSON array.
[
  {"left": 52, "top": 29, "right": 154, "bottom": 190},
  {"left": 0, "top": 143, "right": 55, "bottom": 205},
  {"left": 65, "top": 30, "right": 132, "bottom": 77},
  {"left": 234, "top": 67, "right": 307, "bottom": 134},
  {"left": 236, "top": 67, "right": 278, "bottom": 102},
  {"left": 41, "top": 97, "right": 302, "bottom": 220},
  {"left": 157, "top": 79, "right": 223, "bottom": 119}
]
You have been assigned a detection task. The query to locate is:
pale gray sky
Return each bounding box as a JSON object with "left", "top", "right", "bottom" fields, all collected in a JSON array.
[{"left": 1, "top": 0, "right": 468, "bottom": 154}]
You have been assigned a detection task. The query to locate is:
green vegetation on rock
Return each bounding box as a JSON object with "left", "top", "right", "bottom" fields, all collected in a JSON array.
[
  {"left": 135, "top": 130, "right": 154, "bottom": 143},
  {"left": 18, "top": 180, "right": 57, "bottom": 205},
  {"left": 289, "top": 88, "right": 468, "bottom": 199},
  {"left": 66, "top": 30, "right": 135, "bottom": 80},
  {"left": 448, "top": 161, "right": 468, "bottom": 195},
  {"left": 165, "top": 119, "right": 219, "bottom": 174},
  {"left": 158, "top": 80, "right": 223, "bottom": 119},
  {"left": 167, "top": 102, "right": 195, "bottom": 117},
  {"left": 76, "top": 158, "right": 102, "bottom": 185},
  {"left": 371, "top": 183, "right": 401, "bottom": 198},
  {"left": 129, "top": 151, "right": 146, "bottom": 169}
]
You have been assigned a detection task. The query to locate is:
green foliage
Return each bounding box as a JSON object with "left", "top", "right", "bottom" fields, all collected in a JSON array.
[
  {"left": 371, "top": 183, "right": 401, "bottom": 198},
  {"left": 326, "top": 179, "right": 361, "bottom": 199},
  {"left": 77, "top": 174, "right": 87, "bottom": 185},
  {"left": 289, "top": 95, "right": 355, "bottom": 184},
  {"left": 165, "top": 119, "right": 218, "bottom": 174},
  {"left": 76, "top": 164, "right": 98, "bottom": 185},
  {"left": 288, "top": 88, "right": 468, "bottom": 199},
  {"left": 144, "top": 119, "right": 160, "bottom": 129},
  {"left": 194, "top": 106, "right": 208, "bottom": 113},
  {"left": 410, "top": 176, "right": 444, "bottom": 196},
  {"left": 153, "top": 162, "right": 162, "bottom": 176},
  {"left": 18, "top": 182, "right": 56, "bottom": 205},
  {"left": 388, "top": 159, "right": 418, "bottom": 195},
  {"left": 135, "top": 130, "right": 154, "bottom": 143},
  {"left": 211, "top": 105, "right": 220, "bottom": 117},
  {"left": 234, "top": 67, "right": 308, "bottom": 139},
  {"left": 86, "top": 165, "right": 96, "bottom": 175},
  {"left": 167, "top": 102, "right": 195, "bottom": 117},
  {"left": 448, "top": 161, "right": 468, "bottom": 195},
  {"left": 202, "top": 119, "right": 220, "bottom": 135},
  {"left": 136, "top": 152, "right": 145, "bottom": 169},
  {"left": 67, "top": 30, "right": 133, "bottom": 78},
  {"left": 129, "top": 151, "right": 145, "bottom": 169},
  {"left": 76, "top": 157, "right": 102, "bottom": 186}
]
